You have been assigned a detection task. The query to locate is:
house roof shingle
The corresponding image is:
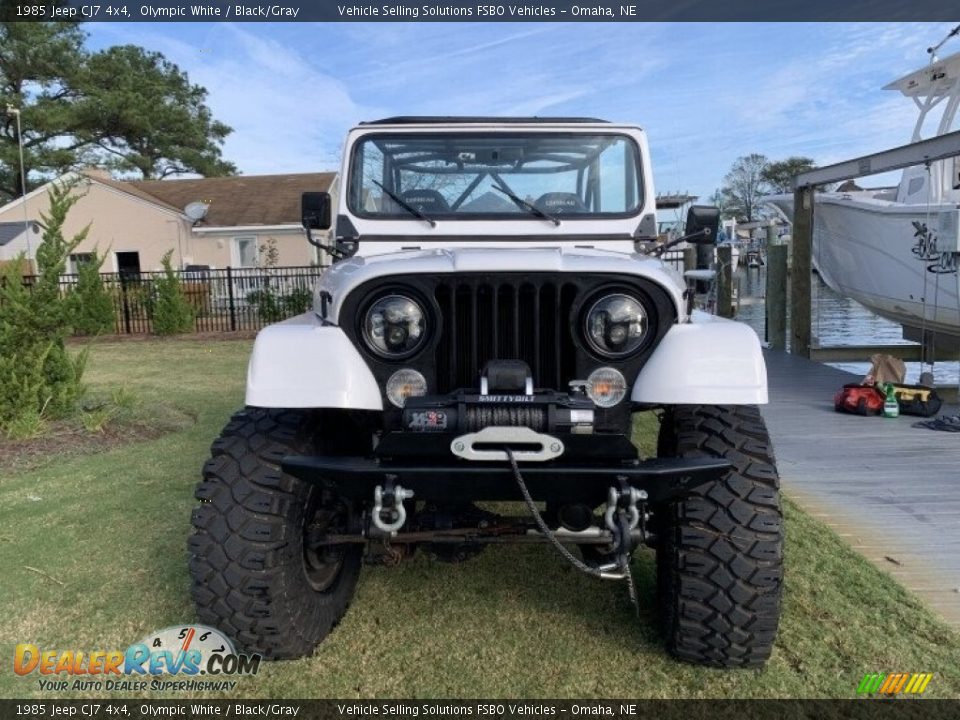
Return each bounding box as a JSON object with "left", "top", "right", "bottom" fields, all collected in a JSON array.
[
  {"left": 92, "top": 176, "right": 184, "bottom": 214},
  {"left": 0, "top": 221, "right": 33, "bottom": 247},
  {"left": 92, "top": 173, "right": 335, "bottom": 227}
]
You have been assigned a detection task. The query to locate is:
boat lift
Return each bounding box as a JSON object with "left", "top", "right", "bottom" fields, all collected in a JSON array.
[{"left": 789, "top": 129, "right": 960, "bottom": 359}]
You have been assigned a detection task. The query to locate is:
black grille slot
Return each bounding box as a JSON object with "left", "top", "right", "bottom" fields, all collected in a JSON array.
[{"left": 434, "top": 278, "right": 578, "bottom": 392}]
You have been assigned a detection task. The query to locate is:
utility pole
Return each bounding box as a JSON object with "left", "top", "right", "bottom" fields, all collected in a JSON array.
[{"left": 6, "top": 106, "right": 32, "bottom": 262}]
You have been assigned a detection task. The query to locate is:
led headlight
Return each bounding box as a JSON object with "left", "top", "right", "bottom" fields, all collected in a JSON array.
[
  {"left": 385, "top": 368, "right": 428, "bottom": 408},
  {"left": 363, "top": 295, "right": 427, "bottom": 358},
  {"left": 584, "top": 293, "right": 648, "bottom": 357},
  {"left": 586, "top": 367, "right": 627, "bottom": 408}
]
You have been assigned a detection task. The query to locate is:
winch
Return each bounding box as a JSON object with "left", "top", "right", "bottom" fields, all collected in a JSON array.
[{"left": 402, "top": 360, "right": 596, "bottom": 434}]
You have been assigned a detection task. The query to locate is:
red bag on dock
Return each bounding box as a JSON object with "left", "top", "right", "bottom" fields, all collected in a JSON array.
[{"left": 834, "top": 383, "right": 885, "bottom": 416}]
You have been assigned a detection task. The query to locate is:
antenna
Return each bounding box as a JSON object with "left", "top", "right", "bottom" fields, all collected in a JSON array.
[
  {"left": 927, "top": 23, "right": 960, "bottom": 62},
  {"left": 184, "top": 201, "right": 209, "bottom": 223}
]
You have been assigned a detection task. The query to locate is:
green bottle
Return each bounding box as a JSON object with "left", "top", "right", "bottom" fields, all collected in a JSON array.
[{"left": 883, "top": 384, "right": 900, "bottom": 418}]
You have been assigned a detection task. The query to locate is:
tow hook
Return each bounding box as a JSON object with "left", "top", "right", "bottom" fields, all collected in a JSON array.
[
  {"left": 371, "top": 480, "right": 414, "bottom": 536},
  {"left": 598, "top": 483, "right": 648, "bottom": 581}
]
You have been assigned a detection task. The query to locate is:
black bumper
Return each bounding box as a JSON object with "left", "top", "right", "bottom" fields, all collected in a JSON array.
[{"left": 281, "top": 455, "right": 731, "bottom": 505}]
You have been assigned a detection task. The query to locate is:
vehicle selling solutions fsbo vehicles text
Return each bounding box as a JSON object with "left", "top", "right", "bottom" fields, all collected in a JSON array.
[{"left": 336, "top": 5, "right": 559, "bottom": 18}]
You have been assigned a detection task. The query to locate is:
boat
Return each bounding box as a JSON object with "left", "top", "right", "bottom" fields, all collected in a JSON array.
[{"left": 765, "top": 31, "right": 960, "bottom": 346}]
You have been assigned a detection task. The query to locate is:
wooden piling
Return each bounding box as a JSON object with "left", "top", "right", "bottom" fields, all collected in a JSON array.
[
  {"left": 682, "top": 247, "right": 696, "bottom": 273},
  {"left": 767, "top": 243, "right": 788, "bottom": 350},
  {"left": 766, "top": 223, "right": 777, "bottom": 246},
  {"left": 716, "top": 244, "right": 733, "bottom": 318},
  {"left": 790, "top": 187, "right": 813, "bottom": 357}
]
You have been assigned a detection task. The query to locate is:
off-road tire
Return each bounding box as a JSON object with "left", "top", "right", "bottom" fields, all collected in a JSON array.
[
  {"left": 655, "top": 404, "right": 783, "bottom": 668},
  {"left": 188, "top": 408, "right": 362, "bottom": 659}
]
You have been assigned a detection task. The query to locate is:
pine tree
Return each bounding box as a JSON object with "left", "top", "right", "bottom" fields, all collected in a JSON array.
[
  {"left": 0, "top": 180, "right": 89, "bottom": 434},
  {"left": 66, "top": 249, "right": 116, "bottom": 336},
  {"left": 152, "top": 250, "right": 195, "bottom": 335}
]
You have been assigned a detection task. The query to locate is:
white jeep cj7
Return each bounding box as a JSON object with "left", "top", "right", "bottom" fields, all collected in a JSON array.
[{"left": 188, "top": 117, "right": 782, "bottom": 668}]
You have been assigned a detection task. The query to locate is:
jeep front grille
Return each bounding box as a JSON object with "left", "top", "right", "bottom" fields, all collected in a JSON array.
[{"left": 434, "top": 279, "right": 579, "bottom": 393}]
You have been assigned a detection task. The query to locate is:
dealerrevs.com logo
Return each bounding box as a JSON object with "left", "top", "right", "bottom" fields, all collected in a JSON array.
[{"left": 14, "top": 625, "right": 261, "bottom": 693}]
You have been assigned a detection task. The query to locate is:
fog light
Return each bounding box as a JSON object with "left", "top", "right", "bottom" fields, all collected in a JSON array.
[
  {"left": 386, "top": 369, "right": 427, "bottom": 408},
  {"left": 586, "top": 368, "right": 627, "bottom": 408}
]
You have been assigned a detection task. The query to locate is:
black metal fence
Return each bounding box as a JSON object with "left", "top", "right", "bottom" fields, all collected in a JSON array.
[{"left": 26, "top": 266, "right": 324, "bottom": 335}]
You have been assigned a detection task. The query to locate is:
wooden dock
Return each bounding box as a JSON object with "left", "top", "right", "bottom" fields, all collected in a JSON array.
[{"left": 761, "top": 349, "right": 960, "bottom": 627}]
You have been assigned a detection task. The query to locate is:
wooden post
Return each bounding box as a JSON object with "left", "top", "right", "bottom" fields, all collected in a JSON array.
[
  {"left": 227, "top": 266, "right": 237, "bottom": 332},
  {"left": 716, "top": 244, "right": 733, "bottom": 318},
  {"left": 767, "top": 244, "right": 788, "bottom": 349},
  {"left": 766, "top": 223, "right": 777, "bottom": 246},
  {"left": 682, "top": 247, "right": 696, "bottom": 273},
  {"left": 790, "top": 187, "right": 813, "bottom": 357}
]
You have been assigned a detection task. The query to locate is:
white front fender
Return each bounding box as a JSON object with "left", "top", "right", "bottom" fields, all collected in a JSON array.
[
  {"left": 632, "top": 312, "right": 768, "bottom": 405},
  {"left": 245, "top": 313, "right": 383, "bottom": 410}
]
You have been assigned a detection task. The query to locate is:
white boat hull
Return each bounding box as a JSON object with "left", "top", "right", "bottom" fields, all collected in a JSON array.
[{"left": 767, "top": 193, "right": 960, "bottom": 338}]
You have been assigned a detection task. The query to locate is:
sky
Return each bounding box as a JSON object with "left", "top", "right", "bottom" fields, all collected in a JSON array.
[{"left": 85, "top": 21, "right": 956, "bottom": 200}]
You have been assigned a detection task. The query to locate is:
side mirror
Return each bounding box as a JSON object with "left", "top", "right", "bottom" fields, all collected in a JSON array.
[
  {"left": 302, "top": 191, "right": 331, "bottom": 231},
  {"left": 685, "top": 205, "right": 720, "bottom": 245}
]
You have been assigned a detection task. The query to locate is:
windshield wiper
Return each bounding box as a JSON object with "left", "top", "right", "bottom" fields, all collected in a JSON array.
[
  {"left": 492, "top": 184, "right": 560, "bottom": 226},
  {"left": 372, "top": 180, "right": 436, "bottom": 228}
]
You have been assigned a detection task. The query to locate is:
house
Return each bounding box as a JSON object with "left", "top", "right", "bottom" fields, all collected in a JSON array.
[
  {"left": 0, "top": 220, "right": 42, "bottom": 269},
  {"left": 0, "top": 170, "right": 337, "bottom": 274}
]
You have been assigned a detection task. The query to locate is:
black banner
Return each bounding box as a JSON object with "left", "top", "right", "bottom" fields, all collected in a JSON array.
[
  {"left": 0, "top": 0, "right": 956, "bottom": 22},
  {"left": 1, "top": 700, "right": 959, "bottom": 720}
]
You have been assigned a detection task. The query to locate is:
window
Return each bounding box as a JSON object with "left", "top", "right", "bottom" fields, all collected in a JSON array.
[
  {"left": 233, "top": 237, "right": 258, "bottom": 268},
  {"left": 68, "top": 253, "right": 95, "bottom": 274},
  {"left": 115, "top": 251, "right": 141, "bottom": 278}
]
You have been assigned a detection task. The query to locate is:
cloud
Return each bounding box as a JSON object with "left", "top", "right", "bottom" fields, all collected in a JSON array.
[
  {"left": 87, "top": 22, "right": 376, "bottom": 174},
  {"left": 84, "top": 21, "right": 959, "bottom": 198}
]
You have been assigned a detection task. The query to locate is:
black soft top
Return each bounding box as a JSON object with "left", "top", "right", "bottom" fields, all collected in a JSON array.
[{"left": 361, "top": 116, "right": 610, "bottom": 125}]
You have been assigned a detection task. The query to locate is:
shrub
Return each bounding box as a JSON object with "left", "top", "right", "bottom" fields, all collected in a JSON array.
[
  {"left": 152, "top": 250, "right": 195, "bottom": 335},
  {"left": 282, "top": 287, "right": 313, "bottom": 315},
  {"left": 0, "top": 180, "right": 90, "bottom": 436},
  {"left": 246, "top": 287, "right": 283, "bottom": 324},
  {"left": 66, "top": 249, "right": 116, "bottom": 336},
  {"left": 246, "top": 286, "right": 313, "bottom": 323}
]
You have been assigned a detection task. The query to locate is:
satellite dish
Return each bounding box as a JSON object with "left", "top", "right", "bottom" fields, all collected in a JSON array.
[{"left": 184, "top": 201, "right": 209, "bottom": 222}]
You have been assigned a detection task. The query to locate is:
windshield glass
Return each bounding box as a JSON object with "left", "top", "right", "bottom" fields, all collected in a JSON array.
[{"left": 348, "top": 132, "right": 643, "bottom": 220}]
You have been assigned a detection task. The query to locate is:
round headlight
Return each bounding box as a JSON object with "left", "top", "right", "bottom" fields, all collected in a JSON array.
[
  {"left": 586, "top": 367, "right": 627, "bottom": 408},
  {"left": 584, "top": 293, "right": 648, "bottom": 357},
  {"left": 385, "top": 368, "right": 428, "bottom": 408},
  {"left": 363, "top": 295, "right": 427, "bottom": 358}
]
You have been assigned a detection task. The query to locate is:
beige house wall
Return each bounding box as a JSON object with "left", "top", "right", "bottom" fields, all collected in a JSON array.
[
  {"left": 0, "top": 179, "right": 189, "bottom": 271},
  {"left": 189, "top": 229, "right": 318, "bottom": 268},
  {"left": 0, "top": 177, "right": 321, "bottom": 271}
]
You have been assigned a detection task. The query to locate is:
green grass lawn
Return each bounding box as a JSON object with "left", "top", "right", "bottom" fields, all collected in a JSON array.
[{"left": 1, "top": 338, "right": 958, "bottom": 699}]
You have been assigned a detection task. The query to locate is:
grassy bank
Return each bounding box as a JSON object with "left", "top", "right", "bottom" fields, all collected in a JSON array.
[{"left": 1, "top": 338, "right": 958, "bottom": 698}]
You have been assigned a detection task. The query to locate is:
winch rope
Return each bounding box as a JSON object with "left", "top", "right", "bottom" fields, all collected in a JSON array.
[
  {"left": 465, "top": 406, "right": 545, "bottom": 432},
  {"left": 504, "top": 447, "right": 639, "bottom": 614}
]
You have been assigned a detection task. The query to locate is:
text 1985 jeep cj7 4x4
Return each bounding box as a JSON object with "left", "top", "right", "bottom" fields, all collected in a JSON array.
[{"left": 188, "top": 117, "right": 782, "bottom": 668}]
